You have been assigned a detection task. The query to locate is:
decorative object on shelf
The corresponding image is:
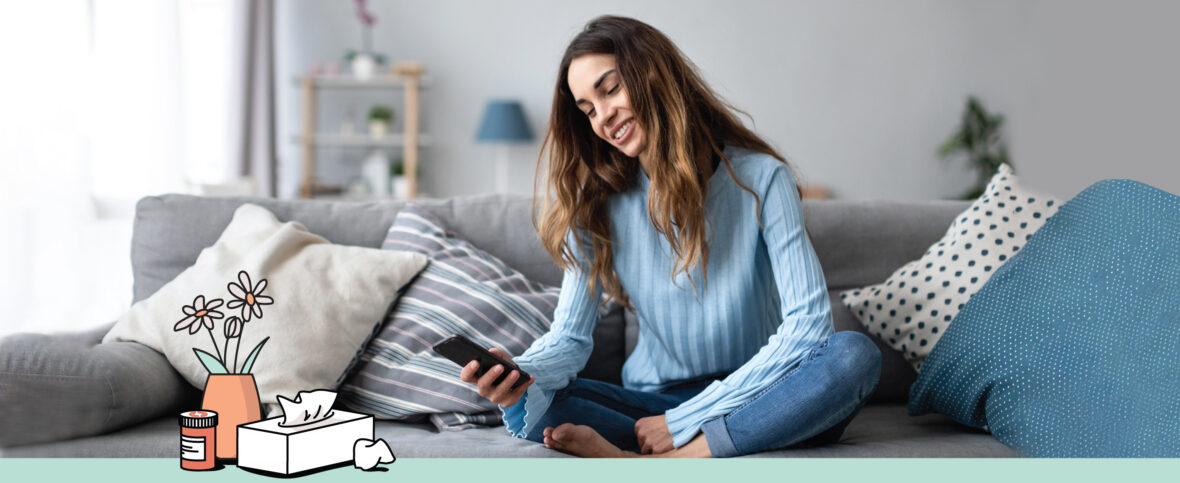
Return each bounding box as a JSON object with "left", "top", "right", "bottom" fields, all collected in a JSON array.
[
  {"left": 800, "top": 185, "right": 832, "bottom": 200},
  {"left": 341, "top": 108, "right": 357, "bottom": 135},
  {"left": 346, "top": 0, "right": 385, "bottom": 80},
  {"left": 362, "top": 149, "right": 392, "bottom": 197},
  {"left": 389, "top": 159, "right": 408, "bottom": 200},
  {"left": 367, "top": 105, "right": 394, "bottom": 138},
  {"left": 173, "top": 270, "right": 273, "bottom": 459},
  {"left": 346, "top": 177, "right": 370, "bottom": 197},
  {"left": 476, "top": 100, "right": 534, "bottom": 193},
  {"left": 939, "top": 96, "right": 1010, "bottom": 200}
]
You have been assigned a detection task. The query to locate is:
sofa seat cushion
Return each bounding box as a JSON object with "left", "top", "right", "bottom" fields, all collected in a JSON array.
[{"left": 0, "top": 404, "right": 1014, "bottom": 458}]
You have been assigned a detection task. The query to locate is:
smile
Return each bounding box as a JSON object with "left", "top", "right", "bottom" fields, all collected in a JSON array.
[{"left": 612, "top": 119, "right": 635, "bottom": 142}]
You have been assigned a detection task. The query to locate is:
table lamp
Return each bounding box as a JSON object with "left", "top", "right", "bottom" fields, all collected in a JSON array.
[{"left": 476, "top": 100, "right": 534, "bottom": 193}]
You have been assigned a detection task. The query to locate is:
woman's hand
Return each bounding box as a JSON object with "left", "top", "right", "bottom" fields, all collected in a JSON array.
[
  {"left": 458, "top": 348, "right": 534, "bottom": 407},
  {"left": 635, "top": 414, "right": 675, "bottom": 454}
]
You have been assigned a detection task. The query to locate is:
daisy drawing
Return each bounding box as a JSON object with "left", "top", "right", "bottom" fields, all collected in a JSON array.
[
  {"left": 227, "top": 270, "right": 274, "bottom": 322},
  {"left": 174, "top": 270, "right": 272, "bottom": 375}
]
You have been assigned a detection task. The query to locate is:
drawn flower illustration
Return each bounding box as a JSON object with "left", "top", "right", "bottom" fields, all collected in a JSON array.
[
  {"left": 177, "top": 271, "right": 272, "bottom": 375},
  {"left": 223, "top": 316, "right": 242, "bottom": 339},
  {"left": 227, "top": 270, "right": 273, "bottom": 322},
  {"left": 174, "top": 295, "right": 225, "bottom": 334}
]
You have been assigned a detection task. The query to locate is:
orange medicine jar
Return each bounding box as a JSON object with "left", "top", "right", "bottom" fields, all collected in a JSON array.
[{"left": 179, "top": 410, "right": 218, "bottom": 470}]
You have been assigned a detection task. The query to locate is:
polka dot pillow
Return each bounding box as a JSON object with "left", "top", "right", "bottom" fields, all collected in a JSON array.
[{"left": 840, "top": 164, "right": 1061, "bottom": 372}]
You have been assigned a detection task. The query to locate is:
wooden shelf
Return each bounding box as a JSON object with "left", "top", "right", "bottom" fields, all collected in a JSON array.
[
  {"left": 299, "top": 62, "right": 426, "bottom": 199},
  {"left": 295, "top": 133, "right": 434, "bottom": 148},
  {"left": 293, "top": 75, "right": 434, "bottom": 89}
]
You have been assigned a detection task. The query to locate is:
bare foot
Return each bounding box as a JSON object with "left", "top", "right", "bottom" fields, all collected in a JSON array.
[{"left": 544, "top": 424, "right": 635, "bottom": 458}]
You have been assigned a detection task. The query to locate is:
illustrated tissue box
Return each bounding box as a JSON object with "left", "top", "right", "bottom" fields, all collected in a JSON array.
[{"left": 237, "top": 390, "right": 374, "bottom": 475}]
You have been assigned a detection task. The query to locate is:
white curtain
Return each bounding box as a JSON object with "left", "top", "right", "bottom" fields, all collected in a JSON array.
[{"left": 0, "top": 0, "right": 255, "bottom": 336}]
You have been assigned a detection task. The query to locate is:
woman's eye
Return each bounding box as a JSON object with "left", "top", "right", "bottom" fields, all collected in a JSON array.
[
  {"left": 608, "top": 85, "right": 619, "bottom": 94},
  {"left": 587, "top": 109, "right": 595, "bottom": 117}
]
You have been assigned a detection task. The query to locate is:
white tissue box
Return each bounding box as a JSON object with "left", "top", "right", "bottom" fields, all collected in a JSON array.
[{"left": 237, "top": 410, "right": 374, "bottom": 475}]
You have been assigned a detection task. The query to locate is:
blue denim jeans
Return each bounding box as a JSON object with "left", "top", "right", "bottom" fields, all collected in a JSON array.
[{"left": 524, "top": 331, "right": 882, "bottom": 457}]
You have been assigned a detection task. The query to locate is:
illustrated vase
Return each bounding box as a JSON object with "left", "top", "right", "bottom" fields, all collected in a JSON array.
[{"left": 201, "top": 374, "right": 262, "bottom": 460}]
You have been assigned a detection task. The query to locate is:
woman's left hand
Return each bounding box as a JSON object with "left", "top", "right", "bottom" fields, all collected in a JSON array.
[{"left": 635, "top": 415, "right": 674, "bottom": 454}]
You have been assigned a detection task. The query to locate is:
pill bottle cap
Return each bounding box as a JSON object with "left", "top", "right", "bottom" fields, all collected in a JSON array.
[{"left": 179, "top": 410, "right": 218, "bottom": 428}]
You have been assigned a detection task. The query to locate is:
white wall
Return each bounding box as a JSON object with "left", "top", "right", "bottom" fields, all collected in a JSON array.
[{"left": 275, "top": 0, "right": 1180, "bottom": 201}]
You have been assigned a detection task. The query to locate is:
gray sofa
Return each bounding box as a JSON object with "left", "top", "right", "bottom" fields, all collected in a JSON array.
[{"left": 0, "top": 193, "right": 1017, "bottom": 457}]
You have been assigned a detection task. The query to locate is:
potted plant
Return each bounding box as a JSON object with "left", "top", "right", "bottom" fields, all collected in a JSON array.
[
  {"left": 346, "top": 0, "right": 386, "bottom": 80},
  {"left": 389, "top": 159, "right": 408, "bottom": 199},
  {"left": 939, "top": 96, "right": 1011, "bottom": 200},
  {"left": 368, "top": 105, "right": 394, "bottom": 138},
  {"left": 173, "top": 270, "right": 273, "bottom": 459}
]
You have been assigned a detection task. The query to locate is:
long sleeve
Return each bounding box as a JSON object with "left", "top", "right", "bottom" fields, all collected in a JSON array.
[
  {"left": 499, "top": 231, "right": 603, "bottom": 439},
  {"left": 663, "top": 164, "right": 834, "bottom": 447}
]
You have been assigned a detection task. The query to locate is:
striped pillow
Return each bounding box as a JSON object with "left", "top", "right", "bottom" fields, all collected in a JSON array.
[{"left": 338, "top": 204, "right": 568, "bottom": 430}]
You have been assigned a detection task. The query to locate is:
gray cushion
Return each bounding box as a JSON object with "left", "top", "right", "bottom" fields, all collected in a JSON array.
[
  {"left": 130, "top": 194, "right": 561, "bottom": 303},
  {"left": 803, "top": 199, "right": 971, "bottom": 289},
  {"left": 0, "top": 404, "right": 1013, "bottom": 458},
  {"left": 0, "top": 323, "right": 198, "bottom": 447}
]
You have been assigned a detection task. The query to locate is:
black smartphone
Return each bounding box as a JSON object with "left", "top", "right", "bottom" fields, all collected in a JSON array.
[{"left": 431, "top": 334, "right": 531, "bottom": 389}]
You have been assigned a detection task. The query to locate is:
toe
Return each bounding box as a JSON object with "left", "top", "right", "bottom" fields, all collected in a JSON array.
[{"left": 552, "top": 423, "right": 576, "bottom": 441}]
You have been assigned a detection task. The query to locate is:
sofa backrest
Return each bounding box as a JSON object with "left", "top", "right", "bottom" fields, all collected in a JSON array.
[{"left": 131, "top": 193, "right": 970, "bottom": 402}]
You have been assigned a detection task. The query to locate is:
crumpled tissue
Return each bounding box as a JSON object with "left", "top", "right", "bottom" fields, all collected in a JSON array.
[{"left": 353, "top": 438, "right": 396, "bottom": 470}]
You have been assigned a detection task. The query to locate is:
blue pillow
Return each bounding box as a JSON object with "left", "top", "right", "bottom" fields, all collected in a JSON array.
[{"left": 909, "top": 179, "right": 1180, "bottom": 457}]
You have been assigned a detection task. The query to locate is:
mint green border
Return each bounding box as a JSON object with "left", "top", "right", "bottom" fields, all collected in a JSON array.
[{"left": 0, "top": 458, "right": 1176, "bottom": 482}]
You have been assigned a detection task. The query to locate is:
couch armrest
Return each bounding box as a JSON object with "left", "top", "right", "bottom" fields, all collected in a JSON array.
[{"left": 0, "top": 323, "right": 198, "bottom": 447}]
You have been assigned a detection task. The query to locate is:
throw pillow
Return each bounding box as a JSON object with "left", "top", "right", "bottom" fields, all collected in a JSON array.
[
  {"left": 338, "top": 204, "right": 619, "bottom": 430},
  {"left": 103, "top": 203, "right": 428, "bottom": 413},
  {"left": 840, "top": 164, "right": 1061, "bottom": 371},
  {"left": 910, "top": 179, "right": 1180, "bottom": 456}
]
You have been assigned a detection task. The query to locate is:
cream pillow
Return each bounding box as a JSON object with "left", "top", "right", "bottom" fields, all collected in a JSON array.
[{"left": 103, "top": 203, "right": 428, "bottom": 410}]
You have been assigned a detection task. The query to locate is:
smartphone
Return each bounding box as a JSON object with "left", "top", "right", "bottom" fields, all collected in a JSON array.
[{"left": 431, "top": 334, "right": 531, "bottom": 389}]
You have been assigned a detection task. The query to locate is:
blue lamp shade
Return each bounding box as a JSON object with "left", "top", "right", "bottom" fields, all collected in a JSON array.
[{"left": 476, "top": 100, "right": 534, "bottom": 142}]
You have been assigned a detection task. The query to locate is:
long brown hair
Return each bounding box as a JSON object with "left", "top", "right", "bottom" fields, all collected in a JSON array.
[{"left": 534, "top": 15, "right": 801, "bottom": 308}]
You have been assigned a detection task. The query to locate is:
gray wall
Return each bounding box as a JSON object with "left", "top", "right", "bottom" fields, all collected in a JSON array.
[{"left": 275, "top": 0, "right": 1180, "bottom": 201}]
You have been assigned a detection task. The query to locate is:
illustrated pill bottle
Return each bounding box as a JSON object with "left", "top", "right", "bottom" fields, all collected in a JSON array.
[{"left": 179, "top": 410, "right": 218, "bottom": 470}]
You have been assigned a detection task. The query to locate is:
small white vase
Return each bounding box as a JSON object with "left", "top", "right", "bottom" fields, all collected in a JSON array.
[
  {"left": 362, "top": 150, "right": 391, "bottom": 197},
  {"left": 351, "top": 53, "right": 376, "bottom": 80},
  {"left": 391, "top": 175, "right": 409, "bottom": 200}
]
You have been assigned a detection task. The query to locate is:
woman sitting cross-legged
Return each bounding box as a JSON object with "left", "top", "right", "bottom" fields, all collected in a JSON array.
[{"left": 459, "top": 15, "right": 882, "bottom": 458}]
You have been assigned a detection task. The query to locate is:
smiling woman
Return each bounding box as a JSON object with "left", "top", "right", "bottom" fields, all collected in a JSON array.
[{"left": 454, "top": 15, "right": 882, "bottom": 459}]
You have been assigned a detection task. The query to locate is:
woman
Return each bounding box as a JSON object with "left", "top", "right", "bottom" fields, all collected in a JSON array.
[{"left": 460, "top": 15, "right": 881, "bottom": 458}]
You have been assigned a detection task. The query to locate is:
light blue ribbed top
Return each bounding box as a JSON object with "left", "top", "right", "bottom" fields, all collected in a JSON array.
[{"left": 501, "top": 145, "right": 834, "bottom": 447}]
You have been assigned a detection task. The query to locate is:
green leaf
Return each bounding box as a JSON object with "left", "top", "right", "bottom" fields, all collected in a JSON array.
[
  {"left": 938, "top": 132, "right": 965, "bottom": 157},
  {"left": 194, "top": 348, "right": 228, "bottom": 374},
  {"left": 239, "top": 337, "right": 270, "bottom": 375}
]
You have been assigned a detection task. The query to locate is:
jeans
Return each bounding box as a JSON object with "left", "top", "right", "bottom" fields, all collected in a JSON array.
[{"left": 524, "top": 331, "right": 882, "bottom": 457}]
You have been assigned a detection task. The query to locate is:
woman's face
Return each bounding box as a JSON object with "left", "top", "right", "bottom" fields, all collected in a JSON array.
[{"left": 567, "top": 54, "right": 647, "bottom": 159}]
